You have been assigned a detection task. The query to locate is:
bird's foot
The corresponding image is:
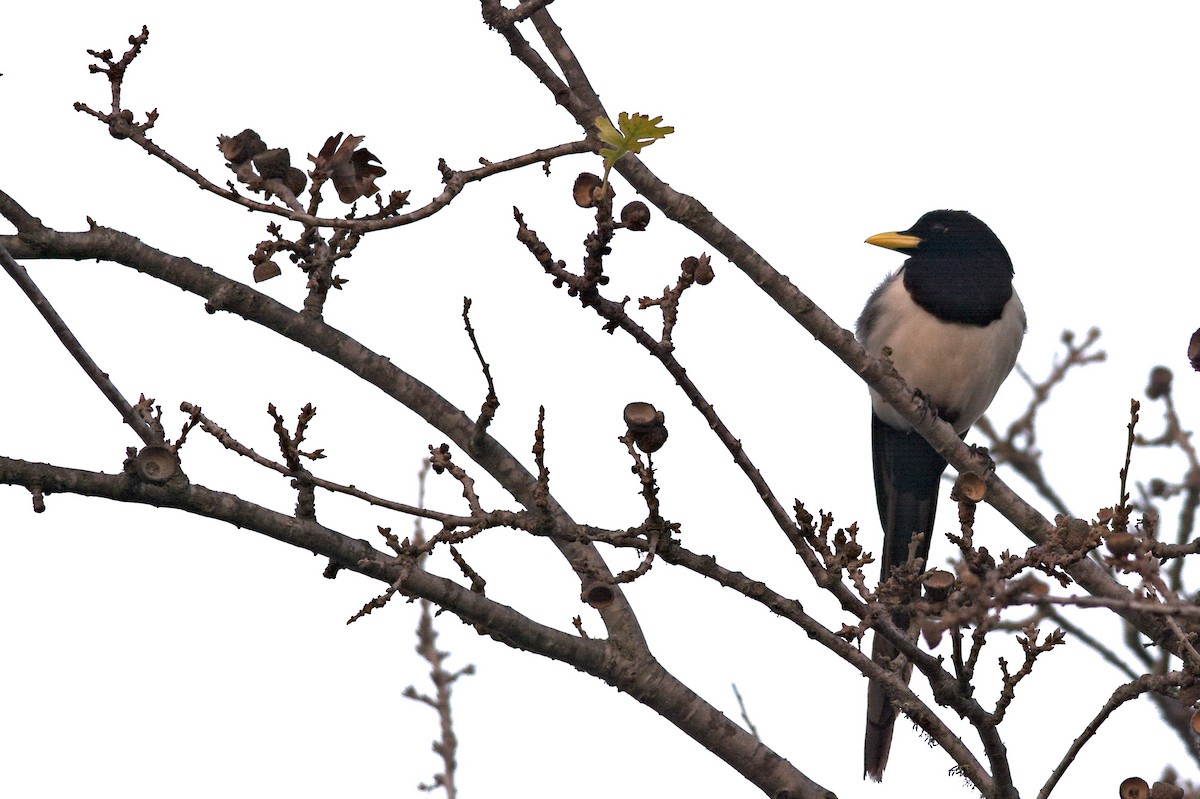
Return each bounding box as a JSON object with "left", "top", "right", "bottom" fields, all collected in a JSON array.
[
  {"left": 970, "top": 443, "right": 996, "bottom": 471},
  {"left": 913, "top": 389, "right": 940, "bottom": 424}
]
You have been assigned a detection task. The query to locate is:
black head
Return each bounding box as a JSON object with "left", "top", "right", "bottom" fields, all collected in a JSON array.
[
  {"left": 866, "top": 210, "right": 1014, "bottom": 326},
  {"left": 879, "top": 210, "right": 1011, "bottom": 262}
]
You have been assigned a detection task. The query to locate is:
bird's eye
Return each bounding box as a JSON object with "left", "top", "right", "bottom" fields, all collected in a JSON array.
[{"left": 930, "top": 224, "right": 948, "bottom": 234}]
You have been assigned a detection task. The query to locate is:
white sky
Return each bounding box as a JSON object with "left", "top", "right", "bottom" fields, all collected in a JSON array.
[{"left": 3, "top": 3, "right": 1200, "bottom": 797}]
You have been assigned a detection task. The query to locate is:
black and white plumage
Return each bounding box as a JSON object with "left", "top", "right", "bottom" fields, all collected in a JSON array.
[{"left": 856, "top": 210, "right": 1025, "bottom": 781}]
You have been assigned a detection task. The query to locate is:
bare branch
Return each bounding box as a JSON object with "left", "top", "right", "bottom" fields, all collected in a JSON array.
[
  {"left": 732, "top": 683, "right": 761, "bottom": 743},
  {"left": 463, "top": 297, "right": 499, "bottom": 445},
  {"left": 406, "top": 461, "right": 472, "bottom": 799},
  {"left": 0, "top": 242, "right": 157, "bottom": 445},
  {"left": 1038, "top": 671, "right": 1198, "bottom": 799},
  {"left": 77, "top": 56, "right": 593, "bottom": 233},
  {"left": 178, "top": 401, "right": 480, "bottom": 528},
  {"left": 495, "top": 7, "right": 1186, "bottom": 663},
  {"left": 975, "top": 327, "right": 1106, "bottom": 516}
]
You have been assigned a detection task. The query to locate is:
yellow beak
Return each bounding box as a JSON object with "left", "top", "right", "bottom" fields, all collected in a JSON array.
[{"left": 865, "top": 232, "right": 922, "bottom": 251}]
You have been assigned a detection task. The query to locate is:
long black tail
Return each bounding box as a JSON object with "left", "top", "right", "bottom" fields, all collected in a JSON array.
[{"left": 864, "top": 413, "right": 950, "bottom": 781}]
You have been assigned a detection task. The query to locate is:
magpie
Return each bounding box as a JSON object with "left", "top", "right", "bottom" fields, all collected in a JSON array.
[{"left": 856, "top": 210, "right": 1025, "bottom": 781}]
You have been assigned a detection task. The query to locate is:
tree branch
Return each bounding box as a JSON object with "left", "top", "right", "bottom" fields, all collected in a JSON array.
[
  {"left": 0, "top": 242, "right": 157, "bottom": 445},
  {"left": 0, "top": 203, "right": 841, "bottom": 797},
  {"left": 485, "top": 5, "right": 1180, "bottom": 660}
]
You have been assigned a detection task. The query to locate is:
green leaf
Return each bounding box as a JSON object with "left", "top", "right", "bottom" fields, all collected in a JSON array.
[{"left": 596, "top": 112, "right": 674, "bottom": 174}]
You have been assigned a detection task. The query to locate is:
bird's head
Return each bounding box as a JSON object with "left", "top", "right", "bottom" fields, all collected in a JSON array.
[{"left": 865, "top": 210, "right": 1011, "bottom": 271}]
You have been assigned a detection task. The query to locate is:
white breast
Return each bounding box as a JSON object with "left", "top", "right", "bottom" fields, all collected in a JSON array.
[{"left": 860, "top": 274, "right": 1025, "bottom": 433}]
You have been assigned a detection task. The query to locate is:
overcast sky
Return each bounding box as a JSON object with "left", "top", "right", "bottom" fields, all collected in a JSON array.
[{"left": 4, "top": 3, "right": 1200, "bottom": 798}]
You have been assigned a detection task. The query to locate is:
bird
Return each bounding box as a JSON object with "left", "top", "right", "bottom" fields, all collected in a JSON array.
[{"left": 856, "top": 209, "right": 1025, "bottom": 781}]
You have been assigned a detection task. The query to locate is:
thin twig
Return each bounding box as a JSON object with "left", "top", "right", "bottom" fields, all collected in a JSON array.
[
  {"left": 1037, "top": 671, "right": 1195, "bottom": 799},
  {"left": 77, "top": 58, "right": 592, "bottom": 233},
  {"left": 178, "top": 402, "right": 476, "bottom": 527},
  {"left": 406, "top": 460, "right": 472, "bottom": 799},
  {"left": 731, "top": 683, "right": 761, "bottom": 743},
  {"left": 463, "top": 297, "right": 499, "bottom": 446},
  {"left": 1040, "top": 606, "right": 1139, "bottom": 681},
  {"left": 1, "top": 242, "right": 157, "bottom": 445}
]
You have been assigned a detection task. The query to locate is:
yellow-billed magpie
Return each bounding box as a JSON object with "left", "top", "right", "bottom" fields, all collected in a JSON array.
[{"left": 856, "top": 210, "right": 1025, "bottom": 781}]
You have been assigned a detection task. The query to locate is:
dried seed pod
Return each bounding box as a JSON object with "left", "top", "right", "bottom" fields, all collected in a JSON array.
[
  {"left": 251, "top": 148, "right": 292, "bottom": 180},
  {"left": 1190, "top": 327, "right": 1200, "bottom": 372},
  {"left": 1120, "top": 777, "right": 1149, "bottom": 799},
  {"left": 1146, "top": 366, "right": 1173, "bottom": 399},
  {"left": 253, "top": 259, "right": 282, "bottom": 283},
  {"left": 283, "top": 166, "right": 308, "bottom": 195},
  {"left": 952, "top": 472, "right": 987, "bottom": 502},
  {"left": 218, "top": 129, "right": 267, "bottom": 164},
  {"left": 1106, "top": 532, "right": 1140, "bottom": 557},
  {"left": 624, "top": 401, "right": 668, "bottom": 452},
  {"left": 1149, "top": 781, "right": 1183, "bottom": 799},
  {"left": 573, "top": 172, "right": 610, "bottom": 207},
  {"left": 921, "top": 569, "right": 956, "bottom": 601},
  {"left": 693, "top": 253, "right": 715, "bottom": 285},
  {"left": 135, "top": 445, "right": 177, "bottom": 484},
  {"left": 631, "top": 424, "right": 669, "bottom": 453},
  {"left": 620, "top": 201, "right": 651, "bottom": 231},
  {"left": 1011, "top": 574, "right": 1049, "bottom": 596},
  {"left": 920, "top": 618, "right": 945, "bottom": 648},
  {"left": 624, "top": 401, "right": 661, "bottom": 431}
]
